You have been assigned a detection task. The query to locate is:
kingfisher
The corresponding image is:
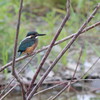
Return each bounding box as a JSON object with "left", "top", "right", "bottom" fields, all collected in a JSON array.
[{"left": 18, "top": 31, "right": 46, "bottom": 56}]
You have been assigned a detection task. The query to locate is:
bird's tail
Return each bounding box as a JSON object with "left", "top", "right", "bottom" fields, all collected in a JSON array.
[{"left": 18, "top": 52, "right": 22, "bottom": 57}]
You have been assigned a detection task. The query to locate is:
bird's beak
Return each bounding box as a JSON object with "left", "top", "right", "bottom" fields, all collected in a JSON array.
[{"left": 37, "top": 34, "right": 46, "bottom": 36}]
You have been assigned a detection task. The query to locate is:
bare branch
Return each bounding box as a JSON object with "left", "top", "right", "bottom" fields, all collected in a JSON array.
[
  {"left": 50, "top": 56, "right": 100, "bottom": 100},
  {"left": 27, "top": 3, "right": 100, "bottom": 100},
  {"left": 34, "top": 81, "right": 68, "bottom": 96},
  {"left": 0, "top": 54, "right": 36, "bottom": 99},
  {"left": 72, "top": 49, "right": 82, "bottom": 79},
  {"left": 27, "top": 0, "right": 70, "bottom": 95},
  {"left": 81, "top": 57, "right": 100, "bottom": 79},
  {"left": 0, "top": 84, "right": 18, "bottom": 100},
  {"left": 11, "top": 0, "right": 26, "bottom": 99},
  {"left": 50, "top": 49, "right": 82, "bottom": 100}
]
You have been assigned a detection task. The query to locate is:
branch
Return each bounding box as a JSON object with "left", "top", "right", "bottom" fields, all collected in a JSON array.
[
  {"left": 81, "top": 57, "right": 100, "bottom": 79},
  {"left": 11, "top": 0, "right": 26, "bottom": 99},
  {"left": 0, "top": 21, "right": 100, "bottom": 72},
  {"left": 0, "top": 54, "right": 36, "bottom": 98},
  {"left": 50, "top": 56, "right": 100, "bottom": 100},
  {"left": 34, "top": 81, "right": 68, "bottom": 96},
  {"left": 27, "top": 0, "right": 70, "bottom": 95},
  {"left": 27, "top": 3, "right": 100, "bottom": 100},
  {"left": 0, "top": 54, "right": 36, "bottom": 99},
  {"left": 50, "top": 49, "right": 82, "bottom": 100},
  {"left": 0, "top": 84, "right": 18, "bottom": 100}
]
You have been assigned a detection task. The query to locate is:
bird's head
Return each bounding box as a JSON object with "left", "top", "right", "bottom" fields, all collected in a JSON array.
[{"left": 26, "top": 31, "right": 46, "bottom": 38}]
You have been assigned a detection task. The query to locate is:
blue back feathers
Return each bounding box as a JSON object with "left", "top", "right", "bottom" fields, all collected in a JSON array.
[{"left": 18, "top": 37, "right": 37, "bottom": 52}]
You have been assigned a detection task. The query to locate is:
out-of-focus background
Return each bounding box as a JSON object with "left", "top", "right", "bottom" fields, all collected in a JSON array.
[{"left": 0, "top": 0, "right": 100, "bottom": 100}]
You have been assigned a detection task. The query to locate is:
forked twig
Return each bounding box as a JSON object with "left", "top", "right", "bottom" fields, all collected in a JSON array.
[
  {"left": 0, "top": 54, "right": 36, "bottom": 98},
  {"left": 0, "top": 53, "right": 36, "bottom": 100},
  {"left": 49, "top": 48, "right": 82, "bottom": 100},
  {"left": 34, "top": 81, "right": 68, "bottom": 96},
  {"left": 0, "top": 84, "right": 18, "bottom": 100},
  {"left": 11, "top": 0, "right": 26, "bottom": 99},
  {"left": 50, "top": 56, "right": 100, "bottom": 100},
  {"left": 27, "top": 0, "right": 70, "bottom": 95},
  {"left": 27, "top": 3, "right": 100, "bottom": 100},
  {"left": 34, "top": 49, "right": 82, "bottom": 100},
  {"left": 81, "top": 57, "right": 100, "bottom": 79}
]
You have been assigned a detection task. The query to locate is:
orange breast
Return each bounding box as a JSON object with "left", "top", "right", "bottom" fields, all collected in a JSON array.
[{"left": 24, "top": 42, "right": 38, "bottom": 54}]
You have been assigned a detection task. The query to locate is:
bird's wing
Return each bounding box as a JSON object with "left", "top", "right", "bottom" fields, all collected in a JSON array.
[{"left": 18, "top": 38, "right": 35, "bottom": 52}]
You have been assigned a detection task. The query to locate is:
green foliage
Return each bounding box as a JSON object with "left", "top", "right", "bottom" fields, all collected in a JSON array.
[{"left": 42, "top": 11, "right": 59, "bottom": 30}]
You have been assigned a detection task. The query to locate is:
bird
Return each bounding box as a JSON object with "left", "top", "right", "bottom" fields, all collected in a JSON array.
[{"left": 18, "top": 31, "right": 46, "bottom": 56}]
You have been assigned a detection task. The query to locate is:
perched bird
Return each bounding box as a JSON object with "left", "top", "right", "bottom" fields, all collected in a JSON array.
[{"left": 18, "top": 31, "right": 45, "bottom": 56}]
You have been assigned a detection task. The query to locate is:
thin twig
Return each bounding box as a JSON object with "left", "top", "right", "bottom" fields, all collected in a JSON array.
[
  {"left": 0, "top": 21, "right": 100, "bottom": 72},
  {"left": 72, "top": 49, "right": 82, "bottom": 79},
  {"left": 27, "top": 0, "right": 70, "bottom": 95},
  {"left": 34, "top": 81, "right": 68, "bottom": 96},
  {"left": 50, "top": 48, "right": 82, "bottom": 100},
  {"left": 0, "top": 78, "right": 15, "bottom": 97},
  {"left": 81, "top": 57, "right": 100, "bottom": 79},
  {"left": 11, "top": 0, "right": 26, "bottom": 99},
  {"left": 50, "top": 57, "right": 100, "bottom": 100},
  {"left": 0, "top": 84, "right": 18, "bottom": 100},
  {"left": 91, "top": 88, "right": 100, "bottom": 93},
  {"left": 27, "top": 3, "right": 100, "bottom": 100},
  {"left": 50, "top": 82, "right": 71, "bottom": 100}
]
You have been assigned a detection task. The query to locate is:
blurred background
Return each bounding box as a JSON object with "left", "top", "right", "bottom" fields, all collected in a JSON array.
[{"left": 0, "top": 0, "right": 100, "bottom": 100}]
